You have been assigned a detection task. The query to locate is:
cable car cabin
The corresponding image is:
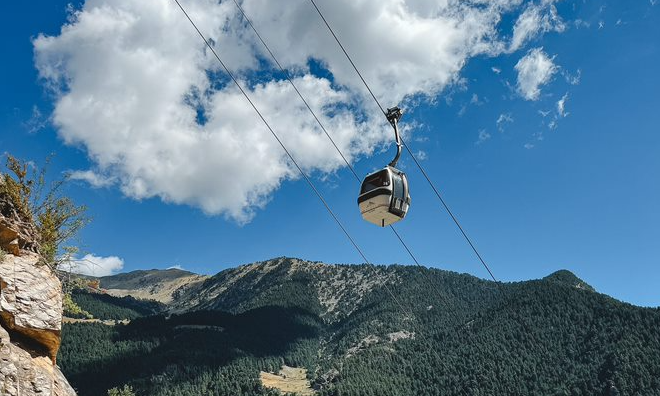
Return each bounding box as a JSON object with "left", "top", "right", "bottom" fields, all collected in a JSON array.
[{"left": 358, "top": 166, "right": 410, "bottom": 227}]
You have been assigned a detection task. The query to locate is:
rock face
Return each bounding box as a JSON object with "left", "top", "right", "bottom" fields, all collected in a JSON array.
[
  {"left": 0, "top": 216, "right": 21, "bottom": 256},
  {"left": 0, "top": 253, "right": 76, "bottom": 396},
  {"left": 0, "top": 212, "right": 40, "bottom": 257},
  {"left": 0, "top": 326, "right": 75, "bottom": 396}
]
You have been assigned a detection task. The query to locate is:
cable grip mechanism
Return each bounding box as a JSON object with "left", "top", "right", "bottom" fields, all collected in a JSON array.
[{"left": 387, "top": 106, "right": 403, "bottom": 167}]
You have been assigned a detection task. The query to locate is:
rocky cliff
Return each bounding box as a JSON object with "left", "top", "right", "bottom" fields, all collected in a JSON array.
[{"left": 0, "top": 251, "right": 76, "bottom": 396}]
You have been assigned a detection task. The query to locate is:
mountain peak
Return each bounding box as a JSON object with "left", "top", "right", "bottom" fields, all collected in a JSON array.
[
  {"left": 96, "top": 267, "right": 209, "bottom": 305},
  {"left": 543, "top": 269, "right": 595, "bottom": 292}
]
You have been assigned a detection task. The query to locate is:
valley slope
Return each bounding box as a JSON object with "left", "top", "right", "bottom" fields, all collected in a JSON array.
[{"left": 59, "top": 258, "right": 660, "bottom": 396}]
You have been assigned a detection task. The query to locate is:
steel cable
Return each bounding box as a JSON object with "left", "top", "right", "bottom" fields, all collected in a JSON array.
[{"left": 172, "top": 0, "right": 415, "bottom": 321}]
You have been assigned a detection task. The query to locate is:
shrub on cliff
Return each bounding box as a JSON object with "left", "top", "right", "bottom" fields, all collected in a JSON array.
[{"left": 0, "top": 154, "right": 88, "bottom": 266}]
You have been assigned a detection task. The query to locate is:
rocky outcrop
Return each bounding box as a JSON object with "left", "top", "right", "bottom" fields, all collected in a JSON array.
[
  {"left": 0, "top": 253, "right": 76, "bottom": 396},
  {"left": 0, "top": 326, "right": 75, "bottom": 396},
  {"left": 0, "top": 253, "right": 62, "bottom": 362},
  {"left": 0, "top": 216, "right": 22, "bottom": 256},
  {"left": 0, "top": 192, "right": 40, "bottom": 255}
]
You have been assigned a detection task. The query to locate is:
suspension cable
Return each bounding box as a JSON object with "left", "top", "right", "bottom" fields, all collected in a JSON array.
[
  {"left": 307, "top": 0, "right": 498, "bottom": 282},
  {"left": 230, "top": 0, "right": 420, "bottom": 269},
  {"left": 401, "top": 140, "right": 497, "bottom": 281},
  {"left": 308, "top": 0, "right": 386, "bottom": 116},
  {"left": 172, "top": 0, "right": 414, "bottom": 321},
  {"left": 230, "top": 0, "right": 468, "bottom": 326}
]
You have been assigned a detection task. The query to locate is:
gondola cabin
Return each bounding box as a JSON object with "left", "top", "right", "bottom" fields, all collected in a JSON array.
[{"left": 358, "top": 166, "right": 410, "bottom": 227}]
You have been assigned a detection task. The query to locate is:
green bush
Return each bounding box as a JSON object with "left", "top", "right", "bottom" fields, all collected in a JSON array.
[
  {"left": 0, "top": 154, "right": 88, "bottom": 266},
  {"left": 62, "top": 293, "right": 93, "bottom": 319}
]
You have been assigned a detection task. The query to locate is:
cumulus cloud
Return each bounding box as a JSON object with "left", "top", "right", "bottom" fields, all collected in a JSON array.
[
  {"left": 64, "top": 254, "right": 124, "bottom": 277},
  {"left": 509, "top": 1, "right": 565, "bottom": 52},
  {"left": 69, "top": 170, "right": 114, "bottom": 188},
  {"left": 34, "top": 0, "right": 556, "bottom": 222},
  {"left": 515, "top": 47, "right": 557, "bottom": 100}
]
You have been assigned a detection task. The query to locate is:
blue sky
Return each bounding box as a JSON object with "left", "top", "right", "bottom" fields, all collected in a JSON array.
[{"left": 1, "top": 0, "right": 658, "bottom": 307}]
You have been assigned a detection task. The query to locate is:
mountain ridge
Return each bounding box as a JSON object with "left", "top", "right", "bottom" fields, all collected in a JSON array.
[
  {"left": 60, "top": 258, "right": 660, "bottom": 396},
  {"left": 92, "top": 258, "right": 610, "bottom": 312}
]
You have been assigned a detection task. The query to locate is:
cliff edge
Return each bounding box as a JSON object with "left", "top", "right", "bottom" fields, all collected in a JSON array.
[
  {"left": 0, "top": 251, "right": 76, "bottom": 396},
  {"left": 0, "top": 188, "right": 76, "bottom": 396}
]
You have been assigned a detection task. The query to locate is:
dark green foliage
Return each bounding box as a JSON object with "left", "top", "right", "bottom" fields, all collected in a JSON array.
[
  {"left": 316, "top": 272, "right": 660, "bottom": 396},
  {"left": 198, "top": 258, "right": 324, "bottom": 315},
  {"left": 59, "top": 263, "right": 660, "bottom": 396},
  {"left": 107, "top": 385, "right": 136, "bottom": 396},
  {"left": 59, "top": 308, "right": 321, "bottom": 396},
  {"left": 70, "top": 290, "right": 164, "bottom": 320},
  {"left": 543, "top": 269, "right": 596, "bottom": 292}
]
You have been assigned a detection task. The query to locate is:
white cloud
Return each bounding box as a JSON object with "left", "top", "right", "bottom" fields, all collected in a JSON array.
[
  {"left": 540, "top": 92, "right": 569, "bottom": 130},
  {"left": 23, "top": 106, "right": 48, "bottom": 134},
  {"left": 34, "top": 0, "right": 555, "bottom": 222},
  {"left": 476, "top": 129, "right": 491, "bottom": 145},
  {"left": 557, "top": 93, "right": 569, "bottom": 117},
  {"left": 64, "top": 254, "right": 124, "bottom": 277},
  {"left": 515, "top": 47, "right": 558, "bottom": 100},
  {"left": 69, "top": 170, "right": 114, "bottom": 188},
  {"left": 492, "top": 67, "right": 502, "bottom": 74},
  {"left": 574, "top": 19, "right": 590, "bottom": 29},
  {"left": 458, "top": 105, "right": 468, "bottom": 117},
  {"left": 524, "top": 143, "right": 535, "bottom": 149},
  {"left": 563, "top": 68, "right": 581, "bottom": 85},
  {"left": 414, "top": 150, "right": 427, "bottom": 161},
  {"left": 533, "top": 131, "right": 544, "bottom": 141},
  {"left": 496, "top": 113, "right": 514, "bottom": 132},
  {"left": 167, "top": 265, "right": 184, "bottom": 270},
  {"left": 510, "top": 1, "right": 565, "bottom": 52},
  {"left": 242, "top": 0, "right": 519, "bottom": 104}
]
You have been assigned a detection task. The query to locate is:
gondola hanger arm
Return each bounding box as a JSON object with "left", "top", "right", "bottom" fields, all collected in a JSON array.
[{"left": 387, "top": 106, "right": 403, "bottom": 167}]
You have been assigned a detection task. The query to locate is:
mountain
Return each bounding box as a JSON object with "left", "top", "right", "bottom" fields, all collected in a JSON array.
[
  {"left": 543, "top": 269, "right": 596, "bottom": 292},
  {"left": 97, "top": 268, "right": 209, "bottom": 305},
  {"left": 58, "top": 258, "right": 660, "bottom": 396}
]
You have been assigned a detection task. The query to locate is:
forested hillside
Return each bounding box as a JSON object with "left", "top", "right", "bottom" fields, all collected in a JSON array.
[
  {"left": 69, "top": 290, "right": 165, "bottom": 320},
  {"left": 59, "top": 258, "right": 660, "bottom": 396}
]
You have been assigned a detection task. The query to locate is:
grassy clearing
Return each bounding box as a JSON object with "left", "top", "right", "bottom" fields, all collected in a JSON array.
[{"left": 260, "top": 365, "right": 314, "bottom": 395}]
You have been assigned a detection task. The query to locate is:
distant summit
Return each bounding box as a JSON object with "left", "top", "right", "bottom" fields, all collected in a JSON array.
[
  {"left": 96, "top": 268, "right": 208, "bottom": 305},
  {"left": 543, "top": 269, "right": 595, "bottom": 292},
  {"left": 99, "top": 268, "right": 197, "bottom": 288}
]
